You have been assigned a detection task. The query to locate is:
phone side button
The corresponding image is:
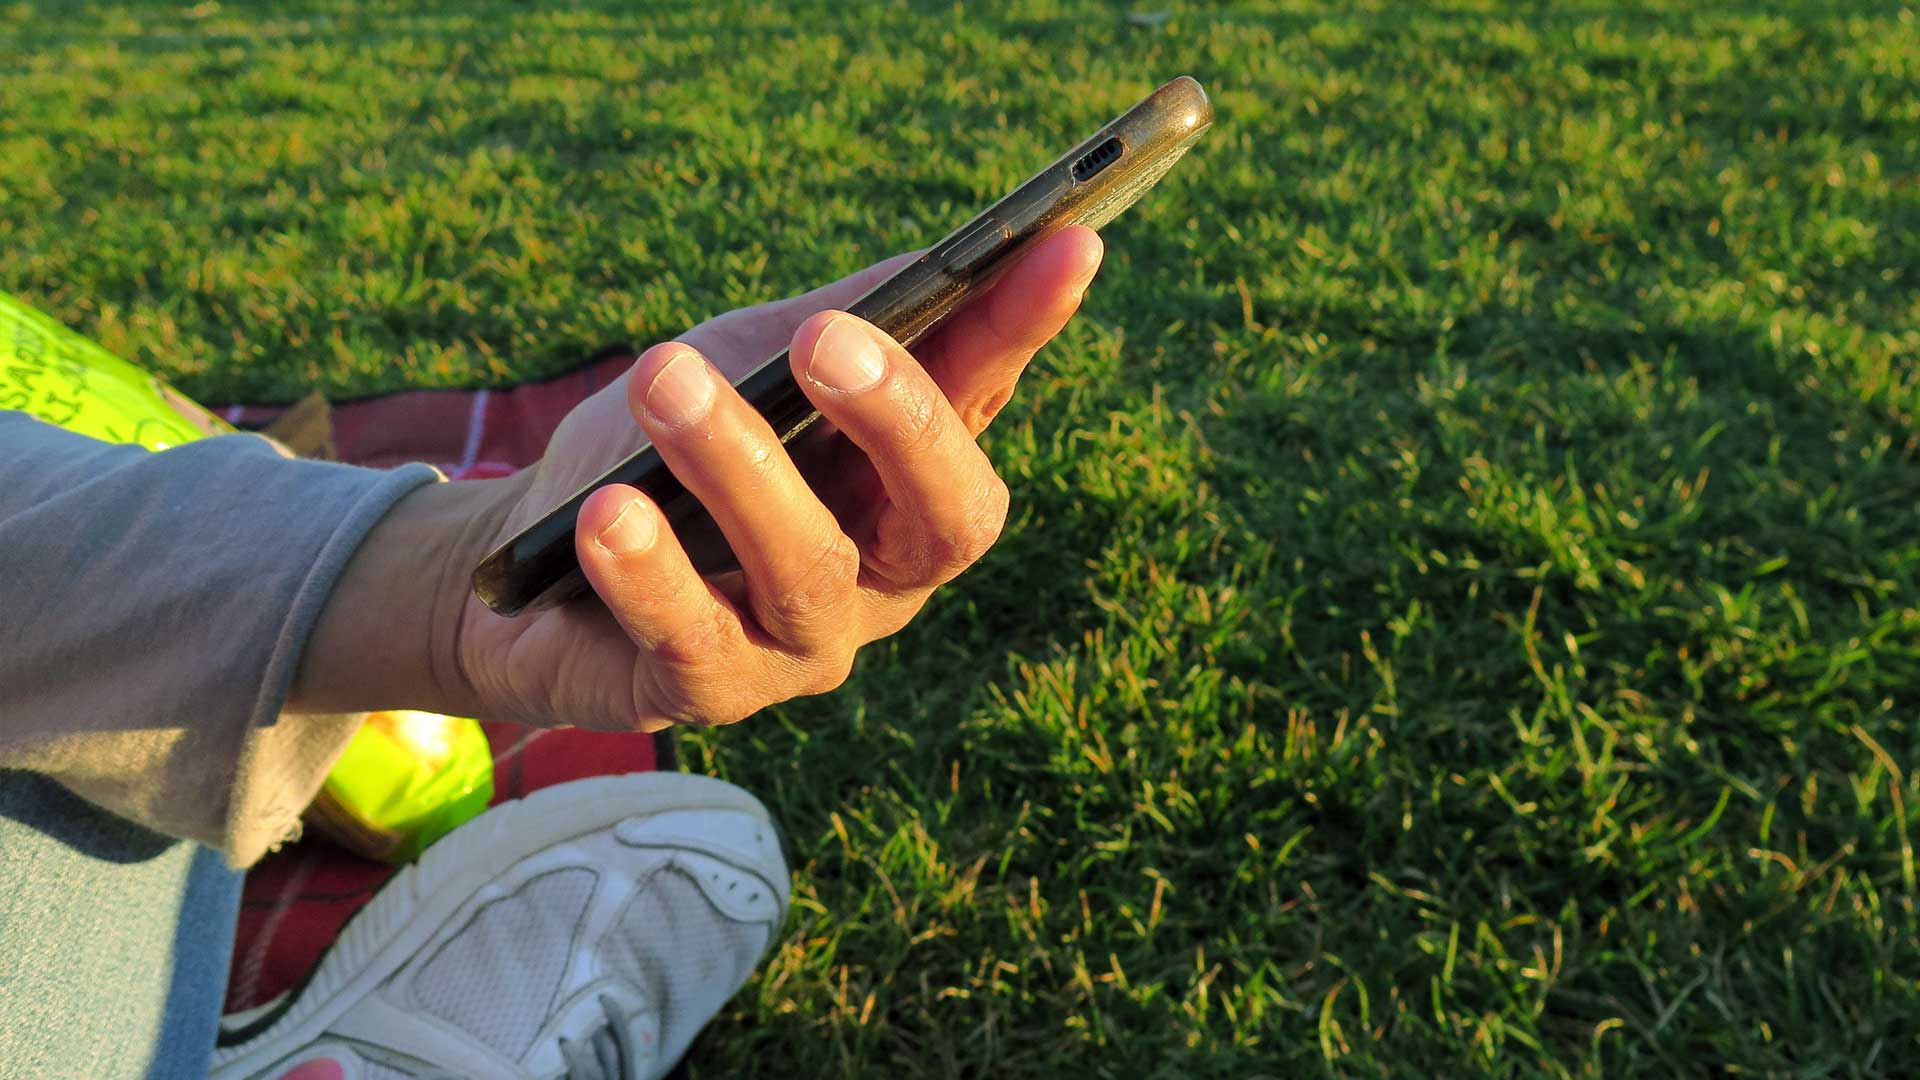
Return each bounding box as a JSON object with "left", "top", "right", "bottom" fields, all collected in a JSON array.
[{"left": 932, "top": 216, "right": 1014, "bottom": 276}]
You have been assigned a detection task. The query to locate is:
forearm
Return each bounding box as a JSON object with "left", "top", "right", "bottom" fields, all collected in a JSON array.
[{"left": 0, "top": 411, "right": 442, "bottom": 861}]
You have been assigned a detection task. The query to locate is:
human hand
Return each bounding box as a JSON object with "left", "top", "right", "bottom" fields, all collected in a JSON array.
[{"left": 292, "top": 227, "right": 1102, "bottom": 732}]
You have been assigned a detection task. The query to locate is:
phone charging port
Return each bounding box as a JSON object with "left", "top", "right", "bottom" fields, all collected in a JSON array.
[{"left": 1071, "top": 137, "right": 1123, "bottom": 182}]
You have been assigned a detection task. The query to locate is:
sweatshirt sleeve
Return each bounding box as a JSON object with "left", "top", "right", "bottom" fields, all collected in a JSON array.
[{"left": 0, "top": 410, "right": 443, "bottom": 866}]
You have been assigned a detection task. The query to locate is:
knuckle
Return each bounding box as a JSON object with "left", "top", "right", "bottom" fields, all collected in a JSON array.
[
  {"left": 927, "top": 477, "right": 1009, "bottom": 573},
  {"left": 745, "top": 650, "right": 851, "bottom": 706},
  {"left": 868, "top": 524, "right": 939, "bottom": 587},
  {"left": 640, "top": 669, "right": 704, "bottom": 727},
  {"left": 803, "top": 646, "right": 858, "bottom": 697},
  {"left": 763, "top": 533, "right": 861, "bottom": 638},
  {"left": 890, "top": 390, "right": 947, "bottom": 457},
  {"left": 648, "top": 605, "right": 736, "bottom": 671},
  {"left": 977, "top": 475, "right": 1013, "bottom": 544},
  {"left": 863, "top": 529, "right": 938, "bottom": 591},
  {"left": 643, "top": 665, "right": 754, "bottom": 729}
]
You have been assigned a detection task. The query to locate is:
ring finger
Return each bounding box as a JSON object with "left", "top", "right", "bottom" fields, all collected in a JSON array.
[{"left": 789, "top": 311, "right": 1009, "bottom": 592}]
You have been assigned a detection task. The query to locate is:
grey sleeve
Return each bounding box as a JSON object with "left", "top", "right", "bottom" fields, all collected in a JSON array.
[{"left": 0, "top": 410, "right": 442, "bottom": 863}]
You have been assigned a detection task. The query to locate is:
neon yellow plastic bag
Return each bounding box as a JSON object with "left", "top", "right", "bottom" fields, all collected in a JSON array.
[
  {"left": 0, "top": 291, "right": 233, "bottom": 448},
  {"left": 0, "top": 290, "right": 493, "bottom": 863},
  {"left": 305, "top": 711, "right": 494, "bottom": 864}
]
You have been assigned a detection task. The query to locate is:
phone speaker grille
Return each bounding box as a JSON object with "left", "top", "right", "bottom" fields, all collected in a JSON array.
[{"left": 1071, "top": 137, "right": 1123, "bottom": 182}]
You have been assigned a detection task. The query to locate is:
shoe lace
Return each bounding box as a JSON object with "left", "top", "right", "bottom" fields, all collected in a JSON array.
[{"left": 557, "top": 993, "right": 641, "bottom": 1080}]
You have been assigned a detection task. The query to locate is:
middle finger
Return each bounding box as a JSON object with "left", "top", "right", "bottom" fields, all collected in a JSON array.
[{"left": 626, "top": 341, "right": 861, "bottom": 655}]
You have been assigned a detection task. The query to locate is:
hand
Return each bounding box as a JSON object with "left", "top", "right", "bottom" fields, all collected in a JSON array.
[{"left": 291, "top": 227, "right": 1102, "bottom": 732}]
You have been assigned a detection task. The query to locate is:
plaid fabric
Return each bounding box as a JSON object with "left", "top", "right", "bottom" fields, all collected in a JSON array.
[{"left": 216, "top": 347, "right": 668, "bottom": 1014}]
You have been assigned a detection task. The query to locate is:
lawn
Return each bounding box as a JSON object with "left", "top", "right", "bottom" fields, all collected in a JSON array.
[{"left": 5, "top": 0, "right": 1920, "bottom": 1075}]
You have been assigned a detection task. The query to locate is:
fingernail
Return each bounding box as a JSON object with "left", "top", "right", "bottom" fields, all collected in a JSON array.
[
  {"left": 808, "top": 315, "right": 887, "bottom": 393},
  {"left": 597, "top": 497, "right": 657, "bottom": 554},
  {"left": 644, "top": 351, "right": 716, "bottom": 426},
  {"left": 1071, "top": 234, "right": 1104, "bottom": 300}
]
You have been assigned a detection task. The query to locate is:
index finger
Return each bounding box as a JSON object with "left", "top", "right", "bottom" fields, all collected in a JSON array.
[{"left": 911, "top": 225, "right": 1104, "bottom": 434}]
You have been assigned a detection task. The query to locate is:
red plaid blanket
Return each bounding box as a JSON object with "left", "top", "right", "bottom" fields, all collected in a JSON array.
[{"left": 216, "top": 348, "right": 667, "bottom": 1013}]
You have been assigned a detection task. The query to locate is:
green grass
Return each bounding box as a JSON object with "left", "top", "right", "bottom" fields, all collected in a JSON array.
[{"left": 6, "top": 0, "right": 1920, "bottom": 1074}]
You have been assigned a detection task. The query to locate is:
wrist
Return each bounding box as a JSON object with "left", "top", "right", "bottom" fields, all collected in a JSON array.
[{"left": 289, "top": 470, "right": 526, "bottom": 716}]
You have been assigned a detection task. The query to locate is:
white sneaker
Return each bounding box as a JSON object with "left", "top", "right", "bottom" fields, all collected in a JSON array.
[{"left": 211, "top": 772, "right": 789, "bottom": 1080}]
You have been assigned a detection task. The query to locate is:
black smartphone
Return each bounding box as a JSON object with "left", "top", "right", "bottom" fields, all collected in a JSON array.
[{"left": 473, "top": 75, "right": 1213, "bottom": 616}]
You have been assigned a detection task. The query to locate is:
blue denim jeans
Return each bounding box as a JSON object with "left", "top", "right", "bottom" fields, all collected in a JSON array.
[{"left": 0, "top": 770, "right": 240, "bottom": 1079}]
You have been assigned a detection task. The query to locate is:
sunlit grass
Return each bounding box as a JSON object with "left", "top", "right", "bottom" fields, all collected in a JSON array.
[{"left": 5, "top": 1, "right": 1919, "bottom": 1074}]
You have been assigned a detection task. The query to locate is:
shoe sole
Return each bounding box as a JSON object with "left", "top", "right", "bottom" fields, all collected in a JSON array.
[{"left": 209, "top": 771, "right": 782, "bottom": 1079}]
